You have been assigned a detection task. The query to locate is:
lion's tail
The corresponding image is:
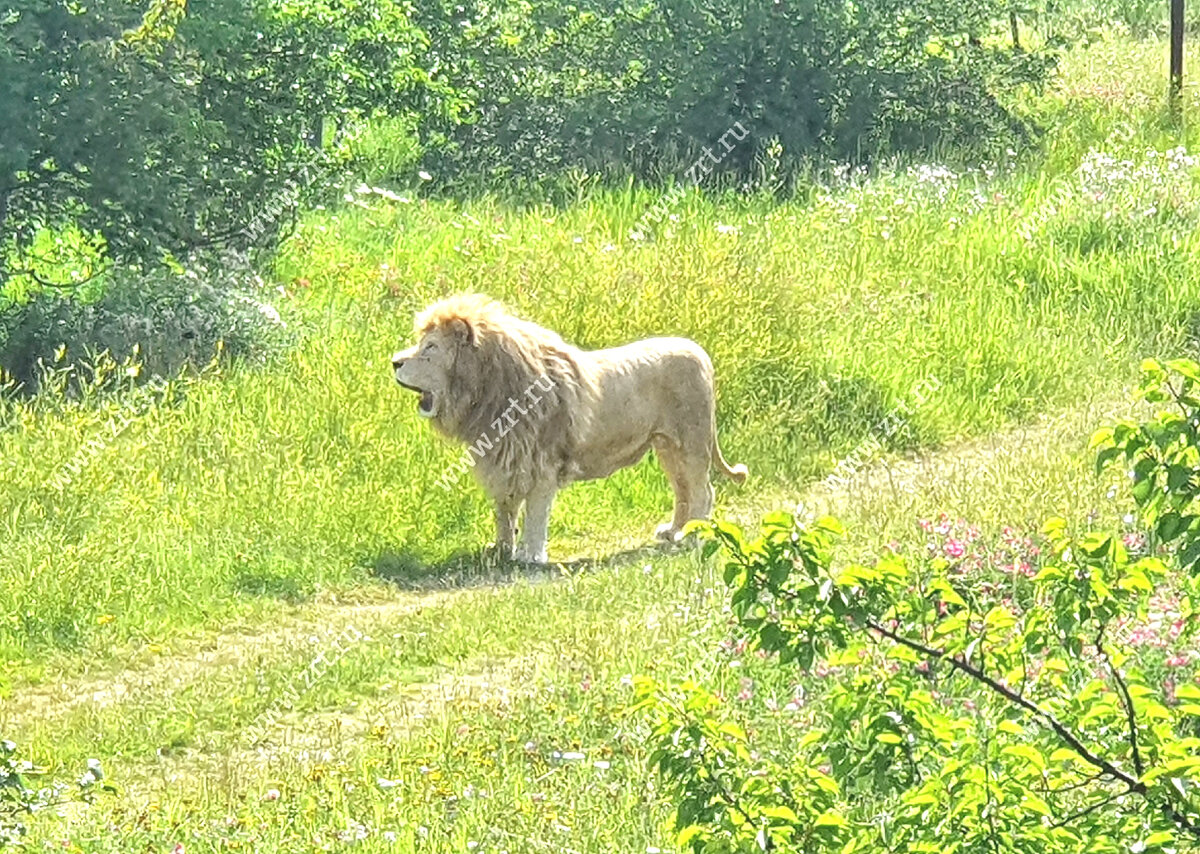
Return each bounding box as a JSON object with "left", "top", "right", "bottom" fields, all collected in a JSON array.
[{"left": 712, "top": 437, "right": 748, "bottom": 485}]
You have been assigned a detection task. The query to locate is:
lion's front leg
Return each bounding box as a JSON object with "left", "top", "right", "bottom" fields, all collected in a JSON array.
[
  {"left": 514, "top": 482, "right": 557, "bottom": 564},
  {"left": 494, "top": 498, "right": 519, "bottom": 560}
]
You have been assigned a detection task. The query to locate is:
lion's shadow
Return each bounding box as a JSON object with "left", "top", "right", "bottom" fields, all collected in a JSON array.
[{"left": 363, "top": 542, "right": 679, "bottom": 592}]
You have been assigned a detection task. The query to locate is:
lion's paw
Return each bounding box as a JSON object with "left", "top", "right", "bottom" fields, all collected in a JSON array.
[
  {"left": 655, "top": 523, "right": 683, "bottom": 542},
  {"left": 514, "top": 544, "right": 549, "bottom": 564}
]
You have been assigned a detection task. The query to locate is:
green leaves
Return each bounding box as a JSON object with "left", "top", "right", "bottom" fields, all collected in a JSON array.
[
  {"left": 632, "top": 364, "right": 1200, "bottom": 850},
  {"left": 1, "top": 0, "right": 443, "bottom": 294},
  {"left": 1094, "top": 358, "right": 1200, "bottom": 574},
  {"left": 415, "top": 0, "right": 1053, "bottom": 189},
  {"left": 634, "top": 677, "right": 848, "bottom": 854},
  {"left": 1, "top": 739, "right": 106, "bottom": 845},
  {"left": 636, "top": 495, "right": 1200, "bottom": 852}
]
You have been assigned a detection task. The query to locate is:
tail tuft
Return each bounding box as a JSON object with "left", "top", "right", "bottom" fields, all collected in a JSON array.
[{"left": 727, "top": 463, "right": 748, "bottom": 484}]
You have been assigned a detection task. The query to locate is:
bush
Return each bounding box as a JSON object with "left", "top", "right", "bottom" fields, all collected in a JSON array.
[
  {"left": 416, "top": 0, "right": 1055, "bottom": 191},
  {"left": 0, "top": 264, "right": 289, "bottom": 395},
  {"left": 0, "top": 0, "right": 445, "bottom": 287},
  {"left": 1, "top": 740, "right": 104, "bottom": 846},
  {"left": 1093, "top": 358, "right": 1200, "bottom": 575}
]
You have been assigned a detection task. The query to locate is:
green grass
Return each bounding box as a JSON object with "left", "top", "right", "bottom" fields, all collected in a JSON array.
[{"left": 3, "top": 32, "right": 1200, "bottom": 853}]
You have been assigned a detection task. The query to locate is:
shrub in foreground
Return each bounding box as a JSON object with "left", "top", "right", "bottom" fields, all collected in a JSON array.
[
  {"left": 636, "top": 359, "right": 1200, "bottom": 853},
  {"left": 0, "top": 740, "right": 105, "bottom": 847}
]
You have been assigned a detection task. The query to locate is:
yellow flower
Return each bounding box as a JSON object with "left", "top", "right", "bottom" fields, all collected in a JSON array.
[{"left": 97, "top": 614, "right": 115, "bottom": 626}]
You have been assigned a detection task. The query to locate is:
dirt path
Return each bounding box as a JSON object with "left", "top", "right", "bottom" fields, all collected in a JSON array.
[{"left": 4, "top": 594, "right": 451, "bottom": 726}]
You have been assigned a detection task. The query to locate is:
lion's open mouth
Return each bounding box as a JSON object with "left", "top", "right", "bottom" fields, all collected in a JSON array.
[
  {"left": 417, "top": 390, "right": 435, "bottom": 417},
  {"left": 397, "top": 380, "right": 436, "bottom": 418}
]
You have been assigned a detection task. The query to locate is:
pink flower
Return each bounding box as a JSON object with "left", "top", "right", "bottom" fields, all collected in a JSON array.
[
  {"left": 1166, "top": 654, "right": 1189, "bottom": 668},
  {"left": 1122, "top": 532, "right": 1147, "bottom": 551},
  {"left": 944, "top": 539, "right": 965, "bottom": 558},
  {"left": 1128, "top": 627, "right": 1161, "bottom": 647},
  {"left": 173, "top": 846, "right": 186, "bottom": 854}
]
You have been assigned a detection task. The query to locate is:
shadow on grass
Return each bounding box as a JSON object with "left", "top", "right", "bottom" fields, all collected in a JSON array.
[
  {"left": 231, "top": 567, "right": 308, "bottom": 604},
  {"left": 362, "top": 541, "right": 679, "bottom": 592}
]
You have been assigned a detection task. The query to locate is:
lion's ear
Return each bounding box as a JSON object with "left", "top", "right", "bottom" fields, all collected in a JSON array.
[{"left": 447, "top": 317, "right": 476, "bottom": 346}]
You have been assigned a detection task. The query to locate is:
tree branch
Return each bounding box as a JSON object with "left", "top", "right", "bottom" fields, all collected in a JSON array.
[
  {"left": 1037, "top": 771, "right": 1104, "bottom": 795},
  {"left": 10, "top": 264, "right": 111, "bottom": 290},
  {"left": 1048, "top": 791, "right": 1129, "bottom": 831},
  {"left": 862, "top": 617, "right": 1200, "bottom": 841},
  {"left": 1096, "top": 624, "right": 1144, "bottom": 777}
]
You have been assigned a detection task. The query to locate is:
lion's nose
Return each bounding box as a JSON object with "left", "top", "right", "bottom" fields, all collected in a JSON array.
[{"left": 392, "top": 353, "right": 406, "bottom": 369}]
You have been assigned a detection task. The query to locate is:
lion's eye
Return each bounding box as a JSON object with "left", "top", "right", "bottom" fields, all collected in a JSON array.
[{"left": 423, "top": 342, "right": 438, "bottom": 353}]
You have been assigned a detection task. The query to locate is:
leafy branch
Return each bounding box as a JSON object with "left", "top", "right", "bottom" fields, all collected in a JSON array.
[
  {"left": 862, "top": 616, "right": 1199, "bottom": 840},
  {"left": 642, "top": 369, "right": 1200, "bottom": 854}
]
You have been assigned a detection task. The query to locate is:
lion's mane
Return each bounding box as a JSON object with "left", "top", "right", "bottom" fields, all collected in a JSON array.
[{"left": 415, "top": 294, "right": 596, "bottom": 496}]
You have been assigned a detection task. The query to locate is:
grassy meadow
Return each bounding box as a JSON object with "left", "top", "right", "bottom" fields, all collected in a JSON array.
[{"left": 2, "top": 35, "right": 1200, "bottom": 852}]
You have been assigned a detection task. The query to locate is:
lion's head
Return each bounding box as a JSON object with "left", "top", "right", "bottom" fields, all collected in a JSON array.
[
  {"left": 391, "top": 315, "right": 471, "bottom": 423},
  {"left": 391, "top": 295, "right": 583, "bottom": 445}
]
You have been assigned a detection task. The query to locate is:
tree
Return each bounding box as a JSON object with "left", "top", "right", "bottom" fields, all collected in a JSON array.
[
  {"left": 417, "top": 0, "right": 1055, "bottom": 190},
  {"left": 0, "top": 0, "right": 445, "bottom": 295}
]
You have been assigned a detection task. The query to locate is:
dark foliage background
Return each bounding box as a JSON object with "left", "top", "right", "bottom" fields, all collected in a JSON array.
[
  {"left": 414, "top": 0, "right": 1055, "bottom": 190},
  {"left": 0, "top": 0, "right": 444, "bottom": 389}
]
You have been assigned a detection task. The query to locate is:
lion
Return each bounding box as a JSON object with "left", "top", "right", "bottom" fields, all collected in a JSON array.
[{"left": 391, "top": 294, "right": 747, "bottom": 563}]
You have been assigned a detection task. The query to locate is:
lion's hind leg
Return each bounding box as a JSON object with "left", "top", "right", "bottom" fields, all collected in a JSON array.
[
  {"left": 652, "top": 437, "right": 689, "bottom": 541},
  {"left": 652, "top": 436, "right": 714, "bottom": 542}
]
